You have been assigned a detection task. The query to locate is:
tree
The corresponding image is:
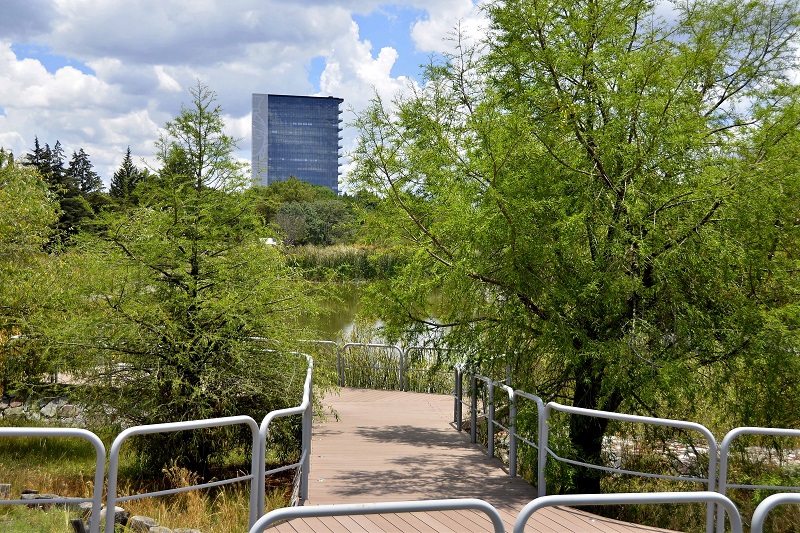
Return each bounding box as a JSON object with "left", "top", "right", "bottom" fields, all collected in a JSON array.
[
  {"left": 24, "top": 139, "right": 94, "bottom": 243},
  {"left": 352, "top": 0, "right": 800, "bottom": 494},
  {"left": 0, "top": 157, "right": 61, "bottom": 390},
  {"left": 67, "top": 148, "right": 103, "bottom": 194},
  {"left": 60, "top": 83, "right": 314, "bottom": 474},
  {"left": 109, "top": 146, "right": 145, "bottom": 202},
  {"left": 250, "top": 177, "right": 357, "bottom": 245}
]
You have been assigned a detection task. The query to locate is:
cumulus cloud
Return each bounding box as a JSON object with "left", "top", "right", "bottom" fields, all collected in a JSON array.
[
  {"left": 0, "top": 1, "right": 483, "bottom": 188},
  {"left": 409, "top": 0, "right": 486, "bottom": 54}
]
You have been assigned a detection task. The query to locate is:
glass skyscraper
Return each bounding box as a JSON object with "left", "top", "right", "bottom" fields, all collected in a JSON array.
[{"left": 252, "top": 94, "right": 344, "bottom": 194}]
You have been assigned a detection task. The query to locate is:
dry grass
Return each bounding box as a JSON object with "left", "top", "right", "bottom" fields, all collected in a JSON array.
[
  {"left": 116, "top": 465, "right": 290, "bottom": 533},
  {"left": 0, "top": 428, "right": 292, "bottom": 532}
]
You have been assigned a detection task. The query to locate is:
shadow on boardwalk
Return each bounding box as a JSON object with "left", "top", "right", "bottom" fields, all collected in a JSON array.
[{"left": 270, "top": 388, "right": 672, "bottom": 532}]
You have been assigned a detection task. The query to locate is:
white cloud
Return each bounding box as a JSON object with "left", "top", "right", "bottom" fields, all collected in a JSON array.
[
  {"left": 154, "top": 66, "right": 183, "bottom": 93},
  {"left": 409, "top": 0, "right": 486, "bottom": 53},
  {"left": 0, "top": 1, "right": 488, "bottom": 189}
]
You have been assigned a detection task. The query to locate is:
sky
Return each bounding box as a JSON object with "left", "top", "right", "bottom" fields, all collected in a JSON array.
[{"left": 0, "top": 0, "right": 487, "bottom": 191}]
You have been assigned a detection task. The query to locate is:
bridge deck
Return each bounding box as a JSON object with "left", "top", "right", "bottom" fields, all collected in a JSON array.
[{"left": 269, "top": 388, "right": 671, "bottom": 532}]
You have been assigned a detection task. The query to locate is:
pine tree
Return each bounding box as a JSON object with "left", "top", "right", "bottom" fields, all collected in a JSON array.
[
  {"left": 23, "top": 137, "right": 45, "bottom": 170},
  {"left": 67, "top": 148, "right": 103, "bottom": 194},
  {"left": 46, "top": 140, "right": 68, "bottom": 190},
  {"left": 109, "top": 146, "right": 144, "bottom": 200}
]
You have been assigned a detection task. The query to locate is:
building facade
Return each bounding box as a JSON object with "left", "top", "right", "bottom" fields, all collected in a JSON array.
[{"left": 252, "top": 94, "right": 343, "bottom": 194}]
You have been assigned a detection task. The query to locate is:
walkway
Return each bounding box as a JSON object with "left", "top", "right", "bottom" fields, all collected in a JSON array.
[{"left": 269, "top": 388, "right": 672, "bottom": 532}]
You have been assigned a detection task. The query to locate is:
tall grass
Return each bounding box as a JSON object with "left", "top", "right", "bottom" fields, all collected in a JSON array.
[
  {"left": 0, "top": 420, "right": 291, "bottom": 532},
  {"left": 287, "top": 245, "right": 404, "bottom": 280}
]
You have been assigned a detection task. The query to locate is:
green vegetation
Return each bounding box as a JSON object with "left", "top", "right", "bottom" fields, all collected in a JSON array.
[
  {"left": 351, "top": 0, "right": 800, "bottom": 498},
  {"left": 1, "top": 83, "right": 324, "bottom": 478},
  {"left": 2, "top": 1, "right": 800, "bottom": 528},
  {"left": 0, "top": 420, "right": 290, "bottom": 532}
]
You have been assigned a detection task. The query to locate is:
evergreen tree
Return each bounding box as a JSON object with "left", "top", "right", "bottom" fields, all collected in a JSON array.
[
  {"left": 23, "top": 136, "right": 45, "bottom": 171},
  {"left": 109, "top": 146, "right": 144, "bottom": 200},
  {"left": 46, "top": 140, "right": 68, "bottom": 190},
  {"left": 63, "top": 83, "right": 314, "bottom": 474},
  {"left": 67, "top": 148, "right": 103, "bottom": 194}
]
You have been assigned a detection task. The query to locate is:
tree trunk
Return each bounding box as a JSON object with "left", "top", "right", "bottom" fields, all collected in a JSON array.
[{"left": 568, "top": 357, "right": 622, "bottom": 494}]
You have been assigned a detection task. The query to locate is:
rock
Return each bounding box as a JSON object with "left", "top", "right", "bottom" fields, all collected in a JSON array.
[
  {"left": 58, "top": 404, "right": 81, "bottom": 418},
  {"left": 40, "top": 402, "right": 59, "bottom": 418},
  {"left": 129, "top": 515, "right": 159, "bottom": 532},
  {"left": 40, "top": 397, "right": 68, "bottom": 418},
  {"left": 21, "top": 489, "right": 39, "bottom": 495},
  {"left": 174, "top": 529, "right": 203, "bottom": 533},
  {"left": 9, "top": 399, "right": 22, "bottom": 408},
  {"left": 70, "top": 518, "right": 87, "bottom": 533},
  {"left": 5, "top": 406, "right": 25, "bottom": 418},
  {"left": 22, "top": 493, "right": 62, "bottom": 510},
  {"left": 78, "top": 501, "right": 94, "bottom": 517},
  {"left": 149, "top": 527, "right": 173, "bottom": 533},
  {"left": 0, "top": 397, "right": 9, "bottom": 409},
  {"left": 87, "top": 505, "right": 130, "bottom": 529}
]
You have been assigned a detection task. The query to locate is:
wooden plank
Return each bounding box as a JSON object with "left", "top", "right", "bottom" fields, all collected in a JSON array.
[{"left": 298, "top": 387, "right": 677, "bottom": 533}]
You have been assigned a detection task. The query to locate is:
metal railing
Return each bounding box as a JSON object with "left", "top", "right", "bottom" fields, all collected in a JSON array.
[
  {"left": 716, "top": 427, "right": 800, "bottom": 533},
  {"left": 751, "top": 493, "right": 800, "bottom": 533},
  {"left": 249, "top": 498, "right": 506, "bottom": 533},
  {"left": 455, "top": 369, "right": 724, "bottom": 533},
  {"left": 258, "top": 353, "right": 314, "bottom": 515},
  {"left": 6, "top": 338, "right": 800, "bottom": 532},
  {"left": 341, "top": 342, "right": 405, "bottom": 390},
  {"left": 514, "top": 492, "right": 743, "bottom": 533},
  {"left": 543, "top": 402, "right": 718, "bottom": 533},
  {"left": 106, "top": 415, "right": 262, "bottom": 532},
  {"left": 0, "top": 428, "right": 105, "bottom": 533}
]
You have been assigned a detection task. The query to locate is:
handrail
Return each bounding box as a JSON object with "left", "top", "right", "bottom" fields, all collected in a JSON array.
[
  {"left": 299, "top": 339, "right": 340, "bottom": 385},
  {"left": 504, "top": 387, "right": 546, "bottom": 494},
  {"left": 106, "top": 416, "right": 261, "bottom": 532},
  {"left": 342, "top": 342, "right": 405, "bottom": 390},
  {"left": 716, "top": 426, "right": 800, "bottom": 533},
  {"left": 514, "top": 492, "right": 743, "bottom": 533},
  {"left": 257, "top": 353, "right": 314, "bottom": 516},
  {"left": 0, "top": 428, "right": 105, "bottom": 533},
  {"left": 543, "top": 402, "right": 718, "bottom": 533},
  {"left": 751, "top": 493, "right": 800, "bottom": 533},
  {"left": 249, "top": 498, "right": 506, "bottom": 533}
]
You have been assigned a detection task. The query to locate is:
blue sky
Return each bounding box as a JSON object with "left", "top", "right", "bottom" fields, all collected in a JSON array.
[
  {"left": 10, "top": 44, "right": 96, "bottom": 76},
  {"left": 0, "top": 1, "right": 484, "bottom": 186}
]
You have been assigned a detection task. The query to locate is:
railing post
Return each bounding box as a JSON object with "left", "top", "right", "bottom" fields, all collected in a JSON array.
[
  {"left": 539, "top": 404, "right": 550, "bottom": 497},
  {"left": 470, "top": 375, "right": 477, "bottom": 444},
  {"left": 509, "top": 390, "right": 517, "bottom": 478},
  {"left": 487, "top": 380, "right": 495, "bottom": 458},
  {"left": 398, "top": 346, "right": 405, "bottom": 391},
  {"left": 301, "top": 392, "right": 312, "bottom": 501},
  {"left": 337, "top": 343, "right": 344, "bottom": 387},
  {"left": 454, "top": 367, "right": 462, "bottom": 428}
]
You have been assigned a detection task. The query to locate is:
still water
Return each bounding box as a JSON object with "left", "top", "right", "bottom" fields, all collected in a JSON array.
[{"left": 304, "top": 283, "right": 369, "bottom": 342}]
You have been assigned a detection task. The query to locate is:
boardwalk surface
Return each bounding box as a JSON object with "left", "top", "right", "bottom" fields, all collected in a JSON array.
[{"left": 269, "top": 388, "right": 672, "bottom": 532}]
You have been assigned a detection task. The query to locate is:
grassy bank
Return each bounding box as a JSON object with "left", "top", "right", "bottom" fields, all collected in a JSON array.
[
  {"left": 0, "top": 420, "right": 291, "bottom": 532},
  {"left": 287, "top": 244, "right": 404, "bottom": 280}
]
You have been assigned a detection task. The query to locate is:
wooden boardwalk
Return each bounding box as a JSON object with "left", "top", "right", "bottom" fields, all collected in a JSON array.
[{"left": 269, "top": 388, "right": 671, "bottom": 532}]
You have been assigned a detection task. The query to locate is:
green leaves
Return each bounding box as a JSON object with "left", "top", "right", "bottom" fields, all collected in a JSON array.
[{"left": 351, "top": 0, "right": 800, "bottom": 493}]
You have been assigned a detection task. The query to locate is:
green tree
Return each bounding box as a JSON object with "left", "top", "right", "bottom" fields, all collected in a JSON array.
[
  {"left": 67, "top": 148, "right": 103, "bottom": 194},
  {"left": 250, "top": 177, "right": 356, "bottom": 245},
  {"left": 59, "top": 83, "right": 314, "bottom": 474},
  {"left": 0, "top": 156, "right": 60, "bottom": 390},
  {"left": 109, "top": 146, "right": 146, "bottom": 202},
  {"left": 352, "top": 0, "right": 800, "bottom": 493},
  {"left": 24, "top": 139, "right": 94, "bottom": 243}
]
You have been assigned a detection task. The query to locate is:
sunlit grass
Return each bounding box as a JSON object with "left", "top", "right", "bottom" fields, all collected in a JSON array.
[{"left": 0, "top": 420, "right": 292, "bottom": 532}]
